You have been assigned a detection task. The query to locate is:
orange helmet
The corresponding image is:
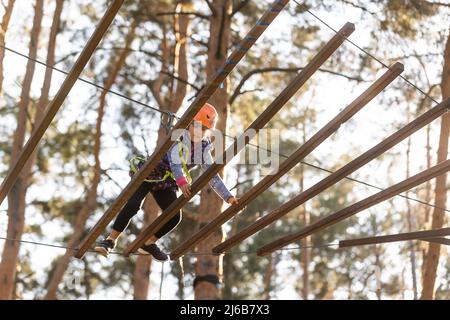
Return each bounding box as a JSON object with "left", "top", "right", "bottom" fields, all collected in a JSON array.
[{"left": 193, "top": 103, "right": 218, "bottom": 129}]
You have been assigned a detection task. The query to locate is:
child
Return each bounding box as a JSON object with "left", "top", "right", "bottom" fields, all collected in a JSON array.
[{"left": 95, "top": 103, "right": 238, "bottom": 261}]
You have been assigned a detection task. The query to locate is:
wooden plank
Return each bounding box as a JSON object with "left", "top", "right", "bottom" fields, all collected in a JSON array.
[
  {"left": 338, "top": 228, "right": 450, "bottom": 248},
  {"left": 123, "top": 22, "right": 356, "bottom": 257},
  {"left": 0, "top": 0, "right": 124, "bottom": 206},
  {"left": 257, "top": 158, "right": 450, "bottom": 256},
  {"left": 212, "top": 97, "right": 450, "bottom": 254},
  {"left": 420, "top": 237, "right": 450, "bottom": 246},
  {"left": 75, "top": 0, "right": 291, "bottom": 259},
  {"left": 169, "top": 63, "right": 404, "bottom": 260}
]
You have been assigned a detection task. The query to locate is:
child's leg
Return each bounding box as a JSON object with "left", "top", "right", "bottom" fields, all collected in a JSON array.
[
  {"left": 145, "top": 188, "right": 182, "bottom": 244},
  {"left": 109, "top": 182, "right": 153, "bottom": 239}
]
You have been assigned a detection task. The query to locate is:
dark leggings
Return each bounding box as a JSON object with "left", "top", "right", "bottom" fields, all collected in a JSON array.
[{"left": 112, "top": 183, "right": 181, "bottom": 239}]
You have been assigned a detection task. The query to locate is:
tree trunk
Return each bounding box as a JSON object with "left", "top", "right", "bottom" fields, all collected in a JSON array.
[
  {"left": 300, "top": 199, "right": 310, "bottom": 299},
  {"left": 263, "top": 253, "right": 273, "bottom": 300},
  {"left": 421, "top": 123, "right": 432, "bottom": 280},
  {"left": 0, "top": 0, "right": 15, "bottom": 96},
  {"left": 405, "top": 109, "right": 418, "bottom": 300},
  {"left": 424, "top": 123, "right": 433, "bottom": 225},
  {"left": 133, "top": 1, "right": 190, "bottom": 300},
  {"left": 374, "top": 247, "right": 382, "bottom": 300},
  {"left": 299, "top": 123, "right": 309, "bottom": 300},
  {"left": 0, "top": 0, "right": 43, "bottom": 300},
  {"left": 194, "top": 0, "right": 231, "bottom": 300},
  {"left": 420, "top": 32, "right": 450, "bottom": 300},
  {"left": 35, "top": 0, "right": 63, "bottom": 112},
  {"left": 133, "top": 196, "right": 155, "bottom": 300},
  {"left": 26, "top": 0, "right": 64, "bottom": 178},
  {"left": 44, "top": 22, "right": 137, "bottom": 300}
]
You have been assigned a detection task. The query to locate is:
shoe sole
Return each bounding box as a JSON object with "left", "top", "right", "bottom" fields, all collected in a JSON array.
[
  {"left": 137, "top": 248, "right": 168, "bottom": 262},
  {"left": 95, "top": 246, "right": 110, "bottom": 257}
]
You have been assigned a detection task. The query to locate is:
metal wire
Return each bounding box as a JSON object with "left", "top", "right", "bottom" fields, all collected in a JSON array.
[
  {"left": 0, "top": 44, "right": 168, "bottom": 116},
  {"left": 0, "top": 235, "right": 338, "bottom": 256},
  {"left": 1, "top": 6, "right": 449, "bottom": 258},
  {"left": 1, "top": 43, "right": 447, "bottom": 213}
]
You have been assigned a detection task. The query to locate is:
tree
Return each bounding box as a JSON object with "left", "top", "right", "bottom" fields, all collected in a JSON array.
[
  {"left": 421, "top": 32, "right": 450, "bottom": 300},
  {"left": 194, "top": 0, "right": 232, "bottom": 300},
  {"left": 0, "top": 0, "right": 15, "bottom": 96},
  {"left": 0, "top": 0, "right": 447, "bottom": 300},
  {"left": 0, "top": 0, "right": 43, "bottom": 300},
  {"left": 44, "top": 19, "right": 138, "bottom": 300},
  {"left": 133, "top": 0, "right": 191, "bottom": 299},
  {"left": 311, "top": 0, "right": 448, "bottom": 299},
  {"left": 405, "top": 103, "right": 419, "bottom": 299}
]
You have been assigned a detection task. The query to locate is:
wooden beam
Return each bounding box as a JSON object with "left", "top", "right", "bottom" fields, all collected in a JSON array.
[
  {"left": 420, "top": 237, "right": 450, "bottom": 246},
  {"left": 123, "top": 22, "right": 356, "bottom": 257},
  {"left": 257, "top": 158, "right": 450, "bottom": 256},
  {"left": 0, "top": 0, "right": 124, "bottom": 206},
  {"left": 338, "top": 228, "right": 450, "bottom": 248},
  {"left": 169, "top": 63, "right": 404, "bottom": 260},
  {"left": 213, "top": 97, "right": 450, "bottom": 254},
  {"left": 76, "top": 0, "right": 291, "bottom": 259}
]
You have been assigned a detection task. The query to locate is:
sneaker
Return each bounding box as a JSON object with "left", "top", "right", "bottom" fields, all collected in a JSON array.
[
  {"left": 137, "top": 243, "right": 168, "bottom": 262},
  {"left": 95, "top": 238, "right": 116, "bottom": 257}
]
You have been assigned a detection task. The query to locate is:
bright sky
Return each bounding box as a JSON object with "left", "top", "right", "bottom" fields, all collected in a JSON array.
[{"left": 0, "top": 0, "right": 449, "bottom": 300}]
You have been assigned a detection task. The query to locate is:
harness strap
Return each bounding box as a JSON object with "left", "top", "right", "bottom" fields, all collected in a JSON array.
[
  {"left": 176, "top": 138, "right": 192, "bottom": 184},
  {"left": 129, "top": 156, "right": 175, "bottom": 183},
  {"left": 193, "top": 274, "right": 221, "bottom": 289},
  {"left": 129, "top": 138, "right": 193, "bottom": 184}
]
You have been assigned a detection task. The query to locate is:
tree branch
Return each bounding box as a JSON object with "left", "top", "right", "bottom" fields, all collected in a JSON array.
[
  {"left": 230, "top": 66, "right": 366, "bottom": 105},
  {"left": 178, "top": 31, "right": 209, "bottom": 48},
  {"left": 101, "top": 169, "right": 124, "bottom": 191},
  {"left": 140, "top": 127, "right": 150, "bottom": 157},
  {"left": 386, "top": 52, "right": 441, "bottom": 62},
  {"left": 156, "top": 11, "right": 209, "bottom": 20},
  {"left": 237, "top": 88, "right": 264, "bottom": 96},
  {"left": 423, "top": 0, "right": 450, "bottom": 7},
  {"left": 339, "top": 0, "right": 377, "bottom": 15},
  {"left": 229, "top": 178, "right": 254, "bottom": 191},
  {"left": 160, "top": 70, "right": 202, "bottom": 92},
  {"left": 54, "top": 47, "right": 162, "bottom": 65},
  {"left": 147, "top": 24, "right": 170, "bottom": 109},
  {"left": 230, "top": 0, "right": 251, "bottom": 17},
  {"left": 204, "top": 0, "right": 216, "bottom": 15}
]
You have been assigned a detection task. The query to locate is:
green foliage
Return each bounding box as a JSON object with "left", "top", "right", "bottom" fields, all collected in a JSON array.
[{"left": 379, "top": 0, "right": 438, "bottom": 38}]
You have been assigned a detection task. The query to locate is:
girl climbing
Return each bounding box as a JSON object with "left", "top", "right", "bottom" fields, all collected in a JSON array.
[{"left": 95, "top": 103, "right": 238, "bottom": 261}]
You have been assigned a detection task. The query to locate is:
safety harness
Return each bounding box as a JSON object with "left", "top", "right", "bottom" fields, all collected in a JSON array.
[
  {"left": 193, "top": 274, "right": 221, "bottom": 289},
  {"left": 129, "top": 138, "right": 192, "bottom": 184}
]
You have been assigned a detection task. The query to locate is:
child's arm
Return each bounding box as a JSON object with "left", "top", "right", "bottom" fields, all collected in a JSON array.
[
  {"left": 201, "top": 144, "right": 234, "bottom": 202},
  {"left": 167, "top": 140, "right": 189, "bottom": 188}
]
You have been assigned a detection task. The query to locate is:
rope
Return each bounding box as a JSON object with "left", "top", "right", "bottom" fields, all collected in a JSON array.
[
  {"left": 178, "top": 256, "right": 186, "bottom": 293},
  {"left": 0, "top": 235, "right": 338, "bottom": 256},
  {"left": 159, "top": 262, "right": 164, "bottom": 300},
  {"left": 160, "top": 111, "right": 176, "bottom": 134}
]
